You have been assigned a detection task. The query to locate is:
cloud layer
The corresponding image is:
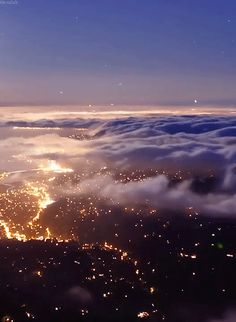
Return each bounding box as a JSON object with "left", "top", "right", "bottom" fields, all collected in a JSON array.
[{"left": 1, "top": 113, "right": 236, "bottom": 216}]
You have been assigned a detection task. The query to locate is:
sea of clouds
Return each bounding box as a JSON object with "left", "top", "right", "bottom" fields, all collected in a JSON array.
[{"left": 1, "top": 112, "right": 236, "bottom": 216}]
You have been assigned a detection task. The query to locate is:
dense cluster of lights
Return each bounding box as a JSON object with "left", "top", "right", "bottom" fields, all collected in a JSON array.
[
  {"left": 0, "top": 161, "right": 76, "bottom": 241},
  {"left": 40, "top": 160, "right": 74, "bottom": 174},
  {"left": 0, "top": 154, "right": 235, "bottom": 322},
  {"left": 0, "top": 239, "right": 159, "bottom": 321}
]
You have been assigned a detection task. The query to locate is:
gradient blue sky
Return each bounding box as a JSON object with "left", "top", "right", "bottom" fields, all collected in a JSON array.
[{"left": 0, "top": 0, "right": 236, "bottom": 106}]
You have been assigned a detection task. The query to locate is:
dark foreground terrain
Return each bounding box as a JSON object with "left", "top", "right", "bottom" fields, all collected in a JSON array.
[{"left": 1, "top": 214, "right": 236, "bottom": 322}]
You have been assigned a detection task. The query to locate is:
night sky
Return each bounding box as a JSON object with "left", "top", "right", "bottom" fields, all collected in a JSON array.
[{"left": 0, "top": 0, "right": 236, "bottom": 106}]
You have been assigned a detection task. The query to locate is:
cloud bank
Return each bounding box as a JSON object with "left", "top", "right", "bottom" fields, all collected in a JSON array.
[{"left": 1, "top": 113, "right": 236, "bottom": 217}]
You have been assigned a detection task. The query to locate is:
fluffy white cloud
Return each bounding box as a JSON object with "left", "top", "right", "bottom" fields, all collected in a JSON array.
[{"left": 1, "top": 113, "right": 236, "bottom": 216}]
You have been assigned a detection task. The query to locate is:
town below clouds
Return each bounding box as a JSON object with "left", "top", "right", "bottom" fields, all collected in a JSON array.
[{"left": 1, "top": 111, "right": 236, "bottom": 217}]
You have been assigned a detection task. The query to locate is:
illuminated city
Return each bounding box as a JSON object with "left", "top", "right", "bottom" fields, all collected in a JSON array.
[
  {"left": 1, "top": 1, "right": 236, "bottom": 322},
  {"left": 0, "top": 110, "right": 235, "bottom": 322}
]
